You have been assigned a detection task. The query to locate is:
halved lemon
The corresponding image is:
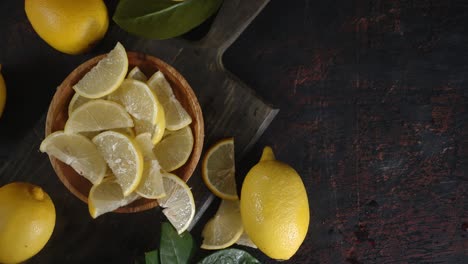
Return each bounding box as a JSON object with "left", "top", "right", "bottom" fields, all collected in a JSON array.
[
  {"left": 64, "top": 99, "right": 134, "bottom": 134},
  {"left": 134, "top": 133, "right": 165, "bottom": 199},
  {"left": 39, "top": 131, "right": 106, "bottom": 184},
  {"left": 88, "top": 177, "right": 140, "bottom": 218},
  {"left": 201, "top": 200, "right": 243, "bottom": 250},
  {"left": 127, "top": 66, "right": 148, "bottom": 82},
  {"left": 108, "top": 79, "right": 162, "bottom": 125},
  {"left": 92, "top": 131, "right": 144, "bottom": 196},
  {"left": 68, "top": 93, "right": 92, "bottom": 116},
  {"left": 202, "top": 138, "right": 238, "bottom": 200},
  {"left": 73, "top": 42, "right": 128, "bottom": 99},
  {"left": 157, "top": 174, "right": 195, "bottom": 234},
  {"left": 147, "top": 71, "right": 192, "bottom": 130},
  {"left": 153, "top": 126, "right": 194, "bottom": 172}
]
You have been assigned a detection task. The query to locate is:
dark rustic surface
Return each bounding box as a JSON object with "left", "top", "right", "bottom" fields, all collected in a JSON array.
[{"left": 1, "top": 0, "right": 468, "bottom": 264}]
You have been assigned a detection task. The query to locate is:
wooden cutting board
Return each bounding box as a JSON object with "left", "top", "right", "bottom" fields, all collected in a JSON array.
[{"left": 0, "top": 0, "right": 276, "bottom": 262}]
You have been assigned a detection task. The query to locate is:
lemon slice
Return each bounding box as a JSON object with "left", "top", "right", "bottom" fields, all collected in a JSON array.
[
  {"left": 39, "top": 131, "right": 106, "bottom": 185},
  {"left": 202, "top": 138, "right": 238, "bottom": 200},
  {"left": 68, "top": 93, "right": 92, "bottom": 116},
  {"left": 201, "top": 200, "right": 244, "bottom": 250},
  {"left": 64, "top": 99, "right": 134, "bottom": 134},
  {"left": 108, "top": 79, "right": 163, "bottom": 125},
  {"left": 73, "top": 42, "right": 128, "bottom": 98},
  {"left": 127, "top": 66, "right": 148, "bottom": 82},
  {"left": 134, "top": 133, "right": 165, "bottom": 199},
  {"left": 153, "top": 126, "right": 194, "bottom": 172},
  {"left": 236, "top": 231, "right": 257, "bottom": 248},
  {"left": 92, "top": 131, "right": 144, "bottom": 196},
  {"left": 157, "top": 174, "right": 195, "bottom": 234},
  {"left": 147, "top": 71, "right": 192, "bottom": 130},
  {"left": 88, "top": 177, "right": 140, "bottom": 218}
]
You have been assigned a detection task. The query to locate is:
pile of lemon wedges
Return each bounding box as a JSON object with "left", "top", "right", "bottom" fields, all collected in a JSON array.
[{"left": 40, "top": 43, "right": 194, "bottom": 234}]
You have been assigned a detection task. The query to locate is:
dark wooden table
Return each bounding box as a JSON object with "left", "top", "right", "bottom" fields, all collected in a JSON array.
[{"left": 1, "top": 0, "right": 467, "bottom": 263}]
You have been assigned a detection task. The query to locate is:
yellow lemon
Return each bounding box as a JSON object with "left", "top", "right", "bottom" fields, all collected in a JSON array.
[
  {"left": 240, "top": 147, "right": 309, "bottom": 260},
  {"left": 0, "top": 65, "right": 6, "bottom": 118},
  {"left": 24, "top": 0, "right": 109, "bottom": 55},
  {"left": 0, "top": 182, "right": 56, "bottom": 263}
]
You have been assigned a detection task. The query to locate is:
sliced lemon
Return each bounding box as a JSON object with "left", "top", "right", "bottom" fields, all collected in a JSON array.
[
  {"left": 64, "top": 99, "right": 134, "bottom": 134},
  {"left": 113, "top": 127, "right": 135, "bottom": 137},
  {"left": 127, "top": 66, "right": 148, "bottom": 82},
  {"left": 136, "top": 160, "right": 166, "bottom": 199},
  {"left": 39, "top": 131, "right": 106, "bottom": 185},
  {"left": 236, "top": 231, "right": 257, "bottom": 248},
  {"left": 201, "top": 199, "right": 244, "bottom": 250},
  {"left": 73, "top": 42, "right": 128, "bottom": 99},
  {"left": 68, "top": 93, "right": 92, "bottom": 116},
  {"left": 153, "top": 126, "right": 193, "bottom": 172},
  {"left": 157, "top": 173, "right": 195, "bottom": 234},
  {"left": 134, "top": 133, "right": 165, "bottom": 199},
  {"left": 108, "top": 79, "right": 162, "bottom": 125},
  {"left": 134, "top": 115, "right": 165, "bottom": 145},
  {"left": 88, "top": 177, "right": 140, "bottom": 218},
  {"left": 147, "top": 71, "right": 192, "bottom": 130},
  {"left": 202, "top": 138, "right": 238, "bottom": 200},
  {"left": 134, "top": 133, "right": 156, "bottom": 160},
  {"left": 79, "top": 127, "right": 135, "bottom": 140},
  {"left": 92, "top": 131, "right": 144, "bottom": 196}
]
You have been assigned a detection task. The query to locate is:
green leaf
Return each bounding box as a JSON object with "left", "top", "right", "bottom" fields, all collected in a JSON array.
[
  {"left": 113, "top": 0, "right": 224, "bottom": 39},
  {"left": 145, "top": 250, "right": 160, "bottom": 264},
  {"left": 198, "top": 249, "right": 261, "bottom": 264},
  {"left": 160, "top": 222, "right": 195, "bottom": 264}
]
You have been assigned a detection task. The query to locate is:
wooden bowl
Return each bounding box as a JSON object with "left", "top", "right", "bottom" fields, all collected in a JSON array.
[{"left": 45, "top": 52, "right": 204, "bottom": 213}]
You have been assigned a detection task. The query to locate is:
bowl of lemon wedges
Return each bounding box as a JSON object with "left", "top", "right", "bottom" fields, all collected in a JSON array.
[{"left": 40, "top": 43, "right": 204, "bottom": 217}]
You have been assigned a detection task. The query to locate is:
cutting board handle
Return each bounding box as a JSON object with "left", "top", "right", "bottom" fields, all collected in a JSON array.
[{"left": 200, "top": 0, "right": 270, "bottom": 53}]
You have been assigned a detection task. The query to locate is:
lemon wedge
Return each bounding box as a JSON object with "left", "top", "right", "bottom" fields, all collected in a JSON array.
[
  {"left": 92, "top": 131, "right": 144, "bottom": 196},
  {"left": 153, "top": 126, "right": 194, "bottom": 172},
  {"left": 157, "top": 174, "right": 195, "bottom": 234},
  {"left": 108, "top": 79, "right": 162, "bottom": 125},
  {"left": 134, "top": 116, "right": 165, "bottom": 145},
  {"left": 236, "top": 231, "right": 257, "bottom": 248},
  {"left": 201, "top": 200, "right": 244, "bottom": 250},
  {"left": 134, "top": 133, "right": 166, "bottom": 199},
  {"left": 147, "top": 71, "right": 192, "bottom": 130},
  {"left": 40, "top": 131, "right": 106, "bottom": 184},
  {"left": 73, "top": 42, "right": 128, "bottom": 98},
  {"left": 78, "top": 127, "right": 135, "bottom": 141},
  {"left": 68, "top": 93, "right": 92, "bottom": 117},
  {"left": 88, "top": 177, "right": 140, "bottom": 218},
  {"left": 202, "top": 138, "right": 238, "bottom": 200},
  {"left": 64, "top": 99, "right": 134, "bottom": 134},
  {"left": 127, "top": 66, "right": 148, "bottom": 82}
]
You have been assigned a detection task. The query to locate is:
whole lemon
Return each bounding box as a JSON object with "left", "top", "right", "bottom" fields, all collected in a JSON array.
[
  {"left": 0, "top": 182, "right": 56, "bottom": 263},
  {"left": 25, "top": 0, "right": 109, "bottom": 55},
  {"left": 0, "top": 65, "right": 6, "bottom": 118},
  {"left": 240, "top": 147, "right": 309, "bottom": 260}
]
